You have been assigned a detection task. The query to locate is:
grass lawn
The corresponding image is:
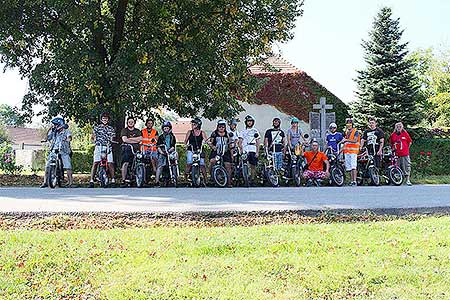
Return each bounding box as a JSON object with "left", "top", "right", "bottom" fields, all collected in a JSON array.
[{"left": 0, "top": 217, "right": 449, "bottom": 300}]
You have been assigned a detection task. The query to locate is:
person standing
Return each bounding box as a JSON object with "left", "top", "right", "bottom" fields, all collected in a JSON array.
[
  {"left": 390, "top": 122, "right": 413, "bottom": 186},
  {"left": 342, "top": 118, "right": 360, "bottom": 186},
  {"left": 184, "top": 117, "right": 208, "bottom": 183},
  {"left": 360, "top": 117, "right": 385, "bottom": 168},
  {"left": 238, "top": 115, "right": 261, "bottom": 185},
  {"left": 120, "top": 117, "right": 142, "bottom": 187},
  {"left": 264, "top": 117, "right": 285, "bottom": 171},
  {"left": 141, "top": 118, "right": 159, "bottom": 176},
  {"left": 326, "top": 122, "right": 344, "bottom": 153},
  {"left": 286, "top": 117, "right": 305, "bottom": 149},
  {"left": 89, "top": 112, "right": 116, "bottom": 188}
]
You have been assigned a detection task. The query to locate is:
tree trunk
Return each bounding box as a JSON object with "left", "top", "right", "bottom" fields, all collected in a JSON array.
[{"left": 113, "top": 113, "right": 126, "bottom": 174}]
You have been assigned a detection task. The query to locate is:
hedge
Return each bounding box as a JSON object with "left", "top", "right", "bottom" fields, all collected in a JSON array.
[{"left": 410, "top": 138, "right": 450, "bottom": 176}]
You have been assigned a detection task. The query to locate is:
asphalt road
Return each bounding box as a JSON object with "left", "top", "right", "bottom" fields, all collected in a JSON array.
[{"left": 0, "top": 185, "right": 449, "bottom": 213}]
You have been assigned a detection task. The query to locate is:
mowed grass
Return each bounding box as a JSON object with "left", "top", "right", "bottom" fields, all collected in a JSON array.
[{"left": 0, "top": 217, "right": 449, "bottom": 300}]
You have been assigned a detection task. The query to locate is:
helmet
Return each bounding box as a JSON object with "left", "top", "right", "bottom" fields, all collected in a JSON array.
[
  {"left": 217, "top": 119, "right": 227, "bottom": 127},
  {"left": 345, "top": 118, "right": 353, "bottom": 124},
  {"left": 291, "top": 117, "right": 299, "bottom": 124},
  {"left": 229, "top": 118, "right": 239, "bottom": 126},
  {"left": 100, "top": 112, "right": 110, "bottom": 120},
  {"left": 244, "top": 115, "right": 255, "bottom": 122},
  {"left": 51, "top": 117, "right": 65, "bottom": 127},
  {"left": 191, "top": 117, "right": 202, "bottom": 129},
  {"left": 162, "top": 121, "right": 172, "bottom": 130},
  {"left": 329, "top": 122, "right": 337, "bottom": 129},
  {"left": 273, "top": 117, "right": 281, "bottom": 122}
]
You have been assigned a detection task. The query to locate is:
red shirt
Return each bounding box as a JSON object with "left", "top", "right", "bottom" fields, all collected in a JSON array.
[{"left": 390, "top": 130, "right": 412, "bottom": 156}]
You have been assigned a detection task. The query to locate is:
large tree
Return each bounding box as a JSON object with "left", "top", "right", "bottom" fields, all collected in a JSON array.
[
  {"left": 0, "top": 0, "right": 303, "bottom": 132},
  {"left": 0, "top": 104, "right": 25, "bottom": 126},
  {"left": 352, "top": 7, "right": 420, "bottom": 131},
  {"left": 409, "top": 48, "right": 450, "bottom": 127}
]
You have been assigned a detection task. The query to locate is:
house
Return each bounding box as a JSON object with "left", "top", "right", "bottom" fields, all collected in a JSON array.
[
  {"left": 199, "top": 56, "right": 348, "bottom": 136},
  {"left": 6, "top": 126, "right": 45, "bottom": 169}
]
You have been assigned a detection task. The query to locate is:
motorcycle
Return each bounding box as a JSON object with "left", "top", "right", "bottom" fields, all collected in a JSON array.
[
  {"left": 281, "top": 133, "right": 310, "bottom": 187},
  {"left": 96, "top": 140, "right": 117, "bottom": 188},
  {"left": 45, "top": 141, "right": 64, "bottom": 189},
  {"left": 381, "top": 146, "right": 403, "bottom": 186},
  {"left": 262, "top": 143, "right": 280, "bottom": 187},
  {"left": 188, "top": 143, "right": 205, "bottom": 188},
  {"left": 159, "top": 144, "right": 179, "bottom": 187},
  {"left": 324, "top": 142, "right": 345, "bottom": 187},
  {"left": 211, "top": 143, "right": 229, "bottom": 188},
  {"left": 122, "top": 143, "right": 145, "bottom": 187},
  {"left": 230, "top": 132, "right": 259, "bottom": 187},
  {"left": 140, "top": 138, "right": 158, "bottom": 186},
  {"left": 356, "top": 147, "right": 381, "bottom": 186}
]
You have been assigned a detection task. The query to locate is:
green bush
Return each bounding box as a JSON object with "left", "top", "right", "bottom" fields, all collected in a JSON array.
[
  {"left": 410, "top": 139, "right": 450, "bottom": 176},
  {"left": 0, "top": 142, "right": 23, "bottom": 175}
]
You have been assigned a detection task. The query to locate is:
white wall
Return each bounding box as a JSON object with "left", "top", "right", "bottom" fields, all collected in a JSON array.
[{"left": 201, "top": 102, "right": 310, "bottom": 135}]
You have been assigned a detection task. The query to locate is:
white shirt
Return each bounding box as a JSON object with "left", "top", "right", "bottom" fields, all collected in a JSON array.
[{"left": 239, "top": 127, "right": 260, "bottom": 153}]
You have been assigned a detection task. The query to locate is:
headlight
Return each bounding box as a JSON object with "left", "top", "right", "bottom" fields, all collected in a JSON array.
[
  {"left": 192, "top": 154, "right": 199, "bottom": 160},
  {"left": 136, "top": 153, "right": 143, "bottom": 159},
  {"left": 215, "top": 155, "right": 221, "bottom": 161},
  {"left": 100, "top": 152, "right": 107, "bottom": 160},
  {"left": 242, "top": 152, "right": 248, "bottom": 160}
]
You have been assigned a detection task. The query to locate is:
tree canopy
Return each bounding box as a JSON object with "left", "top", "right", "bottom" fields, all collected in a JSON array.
[
  {"left": 351, "top": 7, "right": 420, "bottom": 131},
  {"left": 0, "top": 0, "right": 303, "bottom": 129},
  {"left": 0, "top": 104, "right": 25, "bottom": 126},
  {"left": 409, "top": 48, "right": 450, "bottom": 127}
]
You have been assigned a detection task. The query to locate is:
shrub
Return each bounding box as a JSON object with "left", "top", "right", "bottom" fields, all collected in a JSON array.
[
  {"left": 410, "top": 138, "right": 450, "bottom": 176},
  {"left": 0, "top": 142, "right": 23, "bottom": 175}
]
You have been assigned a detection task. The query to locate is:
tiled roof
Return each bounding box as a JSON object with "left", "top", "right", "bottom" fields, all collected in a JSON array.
[
  {"left": 6, "top": 127, "right": 44, "bottom": 146},
  {"left": 249, "top": 56, "right": 302, "bottom": 74}
]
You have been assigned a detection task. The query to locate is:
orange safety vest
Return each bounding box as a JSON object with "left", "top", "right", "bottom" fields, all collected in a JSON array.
[
  {"left": 141, "top": 128, "right": 158, "bottom": 151},
  {"left": 343, "top": 128, "right": 360, "bottom": 154}
]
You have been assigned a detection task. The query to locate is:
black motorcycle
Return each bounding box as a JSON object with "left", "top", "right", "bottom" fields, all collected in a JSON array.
[
  {"left": 381, "top": 146, "right": 404, "bottom": 186},
  {"left": 282, "top": 145, "right": 303, "bottom": 187},
  {"left": 159, "top": 144, "right": 179, "bottom": 187},
  {"left": 122, "top": 143, "right": 145, "bottom": 187},
  {"left": 188, "top": 143, "right": 205, "bottom": 188},
  {"left": 211, "top": 143, "right": 229, "bottom": 187},
  {"left": 325, "top": 143, "right": 345, "bottom": 187},
  {"left": 356, "top": 147, "right": 381, "bottom": 186},
  {"left": 96, "top": 140, "right": 117, "bottom": 188},
  {"left": 46, "top": 141, "right": 64, "bottom": 189}
]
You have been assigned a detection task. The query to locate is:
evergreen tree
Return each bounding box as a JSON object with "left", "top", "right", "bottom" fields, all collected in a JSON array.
[{"left": 352, "top": 7, "right": 421, "bottom": 131}]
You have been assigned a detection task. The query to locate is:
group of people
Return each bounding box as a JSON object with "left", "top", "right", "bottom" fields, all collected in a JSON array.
[{"left": 40, "top": 112, "right": 413, "bottom": 188}]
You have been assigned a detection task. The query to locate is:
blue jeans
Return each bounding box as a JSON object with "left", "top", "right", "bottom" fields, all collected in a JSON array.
[{"left": 273, "top": 152, "right": 283, "bottom": 171}]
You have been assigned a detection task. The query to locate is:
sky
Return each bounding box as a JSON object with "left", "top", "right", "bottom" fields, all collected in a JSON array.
[{"left": 0, "top": 0, "right": 449, "bottom": 112}]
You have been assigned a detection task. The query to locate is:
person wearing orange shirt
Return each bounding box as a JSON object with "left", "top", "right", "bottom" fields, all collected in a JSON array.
[
  {"left": 302, "top": 140, "right": 330, "bottom": 186},
  {"left": 342, "top": 118, "right": 360, "bottom": 186},
  {"left": 141, "top": 118, "right": 159, "bottom": 173}
]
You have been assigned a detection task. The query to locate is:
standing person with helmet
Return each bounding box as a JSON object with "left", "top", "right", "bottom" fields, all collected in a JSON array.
[
  {"left": 228, "top": 118, "right": 240, "bottom": 145},
  {"left": 360, "top": 117, "right": 384, "bottom": 168},
  {"left": 264, "top": 117, "right": 286, "bottom": 171},
  {"left": 208, "top": 119, "right": 233, "bottom": 187},
  {"left": 184, "top": 117, "right": 208, "bottom": 183},
  {"left": 120, "top": 117, "right": 142, "bottom": 187},
  {"left": 141, "top": 118, "right": 159, "bottom": 177},
  {"left": 342, "top": 118, "right": 360, "bottom": 186},
  {"left": 286, "top": 117, "right": 305, "bottom": 149},
  {"left": 238, "top": 115, "right": 261, "bottom": 185},
  {"left": 41, "top": 117, "right": 74, "bottom": 188},
  {"left": 155, "top": 121, "right": 177, "bottom": 187},
  {"left": 326, "top": 123, "right": 344, "bottom": 153},
  {"left": 89, "top": 112, "right": 116, "bottom": 188}
]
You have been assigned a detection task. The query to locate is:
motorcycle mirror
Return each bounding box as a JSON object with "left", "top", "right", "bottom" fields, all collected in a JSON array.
[
  {"left": 253, "top": 133, "right": 259, "bottom": 138},
  {"left": 304, "top": 134, "right": 309, "bottom": 139}
]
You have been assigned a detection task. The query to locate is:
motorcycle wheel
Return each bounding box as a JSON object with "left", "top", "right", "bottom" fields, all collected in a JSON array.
[
  {"left": 135, "top": 164, "right": 145, "bottom": 188},
  {"left": 368, "top": 166, "right": 381, "bottom": 186},
  {"left": 388, "top": 166, "right": 403, "bottom": 186},
  {"left": 242, "top": 164, "right": 250, "bottom": 187},
  {"left": 48, "top": 165, "right": 57, "bottom": 189},
  {"left": 265, "top": 168, "right": 279, "bottom": 187},
  {"left": 191, "top": 165, "right": 201, "bottom": 187},
  {"left": 98, "top": 167, "right": 108, "bottom": 188},
  {"left": 293, "top": 165, "right": 302, "bottom": 187},
  {"left": 213, "top": 166, "right": 228, "bottom": 187},
  {"left": 330, "top": 166, "right": 345, "bottom": 187}
]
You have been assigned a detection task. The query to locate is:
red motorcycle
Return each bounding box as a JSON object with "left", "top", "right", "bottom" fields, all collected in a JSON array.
[{"left": 381, "top": 145, "right": 404, "bottom": 186}]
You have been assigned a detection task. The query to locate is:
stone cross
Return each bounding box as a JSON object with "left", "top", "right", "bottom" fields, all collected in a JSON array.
[{"left": 312, "top": 97, "right": 333, "bottom": 142}]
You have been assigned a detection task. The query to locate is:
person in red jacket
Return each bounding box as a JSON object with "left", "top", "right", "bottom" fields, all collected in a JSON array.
[{"left": 390, "top": 122, "right": 413, "bottom": 186}]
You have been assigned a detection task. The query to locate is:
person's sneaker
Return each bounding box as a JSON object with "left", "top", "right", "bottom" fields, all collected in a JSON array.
[
  {"left": 40, "top": 183, "right": 48, "bottom": 188},
  {"left": 88, "top": 181, "right": 94, "bottom": 188},
  {"left": 306, "top": 179, "right": 313, "bottom": 187},
  {"left": 111, "top": 178, "right": 116, "bottom": 184},
  {"left": 406, "top": 180, "right": 412, "bottom": 186},
  {"left": 350, "top": 181, "right": 357, "bottom": 187},
  {"left": 120, "top": 181, "right": 128, "bottom": 188},
  {"left": 154, "top": 182, "right": 161, "bottom": 188}
]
